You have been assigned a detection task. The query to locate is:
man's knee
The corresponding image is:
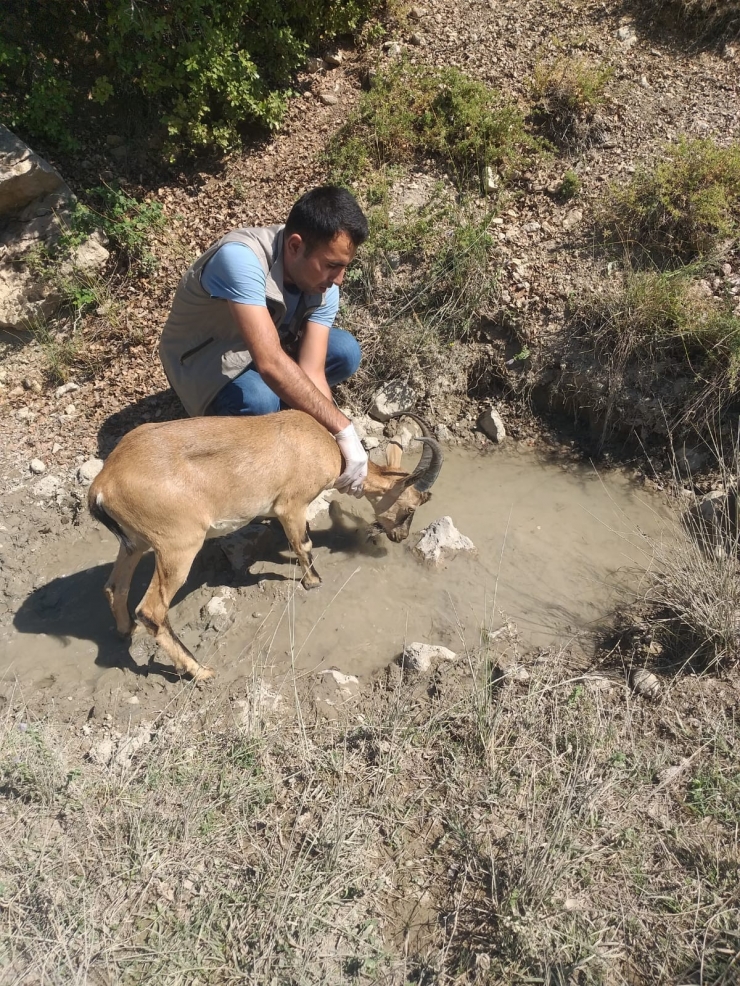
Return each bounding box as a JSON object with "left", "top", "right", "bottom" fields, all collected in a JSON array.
[
  {"left": 326, "top": 328, "right": 361, "bottom": 385},
  {"left": 210, "top": 375, "right": 281, "bottom": 417}
]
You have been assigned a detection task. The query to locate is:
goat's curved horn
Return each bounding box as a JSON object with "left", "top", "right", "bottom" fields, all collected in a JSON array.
[
  {"left": 408, "top": 437, "right": 444, "bottom": 492},
  {"left": 383, "top": 409, "right": 436, "bottom": 475}
]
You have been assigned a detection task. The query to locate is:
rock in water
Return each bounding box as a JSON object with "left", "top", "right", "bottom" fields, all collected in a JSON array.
[{"left": 413, "top": 516, "right": 476, "bottom": 567}]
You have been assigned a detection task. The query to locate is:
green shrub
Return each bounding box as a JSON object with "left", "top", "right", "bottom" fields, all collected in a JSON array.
[
  {"left": 327, "top": 59, "right": 546, "bottom": 189},
  {"left": 0, "top": 0, "right": 380, "bottom": 152},
  {"left": 598, "top": 138, "right": 740, "bottom": 260},
  {"left": 569, "top": 266, "right": 740, "bottom": 426},
  {"left": 530, "top": 57, "right": 613, "bottom": 148}
]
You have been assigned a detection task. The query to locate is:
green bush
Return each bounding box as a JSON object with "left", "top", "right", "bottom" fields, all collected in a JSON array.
[
  {"left": 0, "top": 0, "right": 380, "bottom": 152},
  {"left": 598, "top": 138, "right": 740, "bottom": 260},
  {"left": 569, "top": 266, "right": 740, "bottom": 427},
  {"left": 327, "top": 59, "right": 546, "bottom": 189}
]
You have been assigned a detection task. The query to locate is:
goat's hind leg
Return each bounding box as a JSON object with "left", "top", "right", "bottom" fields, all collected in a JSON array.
[
  {"left": 275, "top": 506, "right": 321, "bottom": 589},
  {"left": 105, "top": 540, "right": 146, "bottom": 637},
  {"left": 135, "top": 539, "right": 215, "bottom": 681}
]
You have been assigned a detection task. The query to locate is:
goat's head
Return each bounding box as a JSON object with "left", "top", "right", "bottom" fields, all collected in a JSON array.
[{"left": 364, "top": 412, "right": 444, "bottom": 543}]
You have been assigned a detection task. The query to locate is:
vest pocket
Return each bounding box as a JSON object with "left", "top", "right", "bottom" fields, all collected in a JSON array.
[{"left": 179, "top": 337, "right": 214, "bottom": 364}]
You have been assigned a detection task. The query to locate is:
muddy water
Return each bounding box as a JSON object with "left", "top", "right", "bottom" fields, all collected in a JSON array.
[{"left": 2, "top": 448, "right": 670, "bottom": 716}]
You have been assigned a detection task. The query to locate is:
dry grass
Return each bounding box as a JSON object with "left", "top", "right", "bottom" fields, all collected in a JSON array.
[
  {"left": 1, "top": 625, "right": 739, "bottom": 984},
  {"left": 530, "top": 56, "right": 613, "bottom": 150}
]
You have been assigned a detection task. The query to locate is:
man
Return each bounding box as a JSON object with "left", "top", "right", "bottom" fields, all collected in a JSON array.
[{"left": 159, "top": 185, "right": 369, "bottom": 494}]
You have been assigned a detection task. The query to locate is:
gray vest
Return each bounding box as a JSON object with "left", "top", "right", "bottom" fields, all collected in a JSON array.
[{"left": 159, "top": 225, "right": 326, "bottom": 417}]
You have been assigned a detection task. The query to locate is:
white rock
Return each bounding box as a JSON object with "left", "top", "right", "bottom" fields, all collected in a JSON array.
[
  {"left": 63, "top": 229, "right": 109, "bottom": 273},
  {"left": 478, "top": 408, "right": 506, "bottom": 443},
  {"left": 352, "top": 414, "right": 385, "bottom": 439},
  {"left": 0, "top": 123, "right": 67, "bottom": 214},
  {"left": 413, "top": 516, "right": 476, "bottom": 567},
  {"left": 323, "top": 51, "right": 342, "bottom": 67},
  {"left": 77, "top": 458, "right": 104, "bottom": 484},
  {"left": 483, "top": 166, "right": 499, "bottom": 194},
  {"left": 362, "top": 436, "right": 380, "bottom": 450},
  {"left": 32, "top": 474, "right": 60, "bottom": 498},
  {"left": 55, "top": 381, "right": 79, "bottom": 397},
  {"left": 402, "top": 642, "right": 457, "bottom": 673},
  {"left": 126, "top": 695, "right": 140, "bottom": 705},
  {"left": 369, "top": 380, "right": 416, "bottom": 421},
  {"left": 616, "top": 25, "right": 635, "bottom": 42},
  {"left": 29, "top": 458, "right": 46, "bottom": 475},
  {"left": 205, "top": 595, "right": 230, "bottom": 619},
  {"left": 320, "top": 92, "right": 339, "bottom": 106},
  {"left": 307, "top": 489, "right": 334, "bottom": 523},
  {"left": 89, "top": 737, "right": 115, "bottom": 765},
  {"left": 307, "top": 56, "right": 324, "bottom": 73},
  {"left": 64, "top": 403, "right": 76, "bottom": 415},
  {"left": 434, "top": 424, "right": 453, "bottom": 442},
  {"left": 562, "top": 208, "right": 583, "bottom": 230},
  {"left": 16, "top": 407, "right": 36, "bottom": 423}
]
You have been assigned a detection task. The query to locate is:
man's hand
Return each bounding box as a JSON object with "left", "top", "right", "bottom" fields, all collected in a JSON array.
[{"left": 334, "top": 423, "right": 368, "bottom": 496}]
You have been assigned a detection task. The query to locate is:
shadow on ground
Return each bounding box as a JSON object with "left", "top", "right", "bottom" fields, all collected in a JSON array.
[
  {"left": 12, "top": 519, "right": 387, "bottom": 677},
  {"left": 96, "top": 388, "right": 186, "bottom": 458}
]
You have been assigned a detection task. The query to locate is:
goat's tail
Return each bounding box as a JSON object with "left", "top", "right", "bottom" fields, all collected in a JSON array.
[{"left": 89, "top": 491, "right": 136, "bottom": 555}]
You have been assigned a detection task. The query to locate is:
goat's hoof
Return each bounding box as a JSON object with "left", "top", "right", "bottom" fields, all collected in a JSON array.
[
  {"left": 301, "top": 577, "right": 322, "bottom": 591},
  {"left": 191, "top": 664, "right": 215, "bottom": 682}
]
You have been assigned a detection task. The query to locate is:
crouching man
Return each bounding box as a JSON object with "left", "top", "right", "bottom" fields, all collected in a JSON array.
[{"left": 158, "top": 185, "right": 369, "bottom": 494}]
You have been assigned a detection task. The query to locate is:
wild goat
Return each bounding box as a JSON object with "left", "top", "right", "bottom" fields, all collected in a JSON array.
[{"left": 89, "top": 410, "right": 443, "bottom": 680}]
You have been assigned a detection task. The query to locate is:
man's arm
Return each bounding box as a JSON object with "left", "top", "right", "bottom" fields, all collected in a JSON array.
[
  {"left": 228, "top": 301, "right": 347, "bottom": 434},
  {"left": 298, "top": 320, "right": 332, "bottom": 402}
]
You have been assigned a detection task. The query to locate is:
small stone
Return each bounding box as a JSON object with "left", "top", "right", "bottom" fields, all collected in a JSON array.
[
  {"left": 106, "top": 134, "right": 124, "bottom": 147},
  {"left": 723, "top": 45, "right": 736, "bottom": 60},
  {"left": 409, "top": 32, "right": 423, "bottom": 45},
  {"left": 320, "top": 92, "right": 339, "bottom": 106},
  {"left": 639, "top": 75, "right": 649, "bottom": 88},
  {"left": 323, "top": 51, "right": 342, "bottom": 67},
  {"left": 630, "top": 668, "right": 661, "bottom": 700},
  {"left": 562, "top": 208, "right": 583, "bottom": 231},
  {"left": 369, "top": 380, "right": 417, "bottom": 421},
  {"left": 65, "top": 404, "right": 76, "bottom": 415},
  {"left": 402, "top": 642, "right": 457, "bottom": 674},
  {"left": 384, "top": 41, "right": 403, "bottom": 57},
  {"left": 409, "top": 5, "right": 426, "bottom": 19},
  {"left": 52, "top": 443, "right": 62, "bottom": 454},
  {"left": 55, "top": 382, "right": 79, "bottom": 398},
  {"left": 33, "top": 475, "right": 61, "bottom": 498},
  {"left": 77, "top": 458, "right": 104, "bottom": 484},
  {"left": 478, "top": 408, "right": 506, "bottom": 443},
  {"left": 307, "top": 56, "right": 324, "bottom": 73},
  {"left": 126, "top": 695, "right": 140, "bottom": 705},
  {"left": 617, "top": 25, "right": 635, "bottom": 42},
  {"left": 434, "top": 424, "right": 453, "bottom": 442},
  {"left": 23, "top": 377, "right": 41, "bottom": 393},
  {"left": 362, "top": 436, "right": 380, "bottom": 450},
  {"left": 413, "top": 516, "right": 476, "bottom": 567},
  {"left": 483, "top": 166, "right": 499, "bottom": 194},
  {"left": 89, "top": 737, "right": 115, "bottom": 765},
  {"left": 17, "top": 407, "right": 37, "bottom": 423},
  {"left": 29, "top": 459, "right": 46, "bottom": 475}
]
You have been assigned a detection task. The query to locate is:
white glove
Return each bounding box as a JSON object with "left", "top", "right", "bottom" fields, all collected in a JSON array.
[{"left": 334, "top": 423, "right": 368, "bottom": 497}]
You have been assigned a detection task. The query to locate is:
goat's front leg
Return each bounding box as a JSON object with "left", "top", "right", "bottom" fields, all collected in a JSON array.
[{"left": 275, "top": 507, "right": 321, "bottom": 589}]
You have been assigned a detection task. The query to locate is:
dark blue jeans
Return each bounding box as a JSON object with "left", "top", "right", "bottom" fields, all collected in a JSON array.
[{"left": 210, "top": 327, "right": 361, "bottom": 416}]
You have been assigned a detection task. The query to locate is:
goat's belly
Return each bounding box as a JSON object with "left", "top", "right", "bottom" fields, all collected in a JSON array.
[{"left": 206, "top": 499, "right": 276, "bottom": 536}]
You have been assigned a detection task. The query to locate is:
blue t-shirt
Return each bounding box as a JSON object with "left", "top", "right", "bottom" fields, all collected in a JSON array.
[{"left": 201, "top": 241, "right": 339, "bottom": 329}]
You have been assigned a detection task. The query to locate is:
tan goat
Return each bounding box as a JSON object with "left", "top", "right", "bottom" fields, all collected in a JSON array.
[{"left": 89, "top": 409, "right": 443, "bottom": 680}]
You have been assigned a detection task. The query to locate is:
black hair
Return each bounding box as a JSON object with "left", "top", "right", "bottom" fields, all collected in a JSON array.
[{"left": 284, "top": 186, "right": 369, "bottom": 252}]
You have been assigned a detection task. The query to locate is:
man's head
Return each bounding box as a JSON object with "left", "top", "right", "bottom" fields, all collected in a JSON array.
[{"left": 283, "top": 186, "right": 369, "bottom": 294}]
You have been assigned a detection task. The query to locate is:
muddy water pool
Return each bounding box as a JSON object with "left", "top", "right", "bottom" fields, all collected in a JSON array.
[{"left": 2, "top": 447, "right": 672, "bottom": 715}]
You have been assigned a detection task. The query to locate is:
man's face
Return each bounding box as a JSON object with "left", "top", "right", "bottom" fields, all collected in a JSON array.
[{"left": 283, "top": 230, "right": 356, "bottom": 294}]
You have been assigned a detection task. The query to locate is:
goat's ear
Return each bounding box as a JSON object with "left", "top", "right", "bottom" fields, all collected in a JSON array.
[{"left": 385, "top": 439, "right": 403, "bottom": 470}]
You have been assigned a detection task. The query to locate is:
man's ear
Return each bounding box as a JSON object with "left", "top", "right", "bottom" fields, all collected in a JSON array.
[{"left": 285, "top": 232, "right": 304, "bottom": 257}]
